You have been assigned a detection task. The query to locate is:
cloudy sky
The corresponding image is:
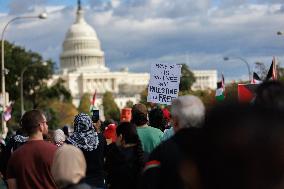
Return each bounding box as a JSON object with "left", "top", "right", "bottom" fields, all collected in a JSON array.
[{"left": 0, "top": 0, "right": 284, "bottom": 81}]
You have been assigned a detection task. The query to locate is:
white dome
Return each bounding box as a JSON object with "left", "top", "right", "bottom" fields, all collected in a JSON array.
[
  {"left": 60, "top": 6, "right": 109, "bottom": 73},
  {"left": 66, "top": 10, "right": 98, "bottom": 39}
]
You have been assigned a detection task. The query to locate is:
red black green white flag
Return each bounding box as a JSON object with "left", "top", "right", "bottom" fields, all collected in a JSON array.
[
  {"left": 89, "top": 90, "right": 97, "bottom": 112},
  {"left": 265, "top": 57, "right": 277, "bottom": 81},
  {"left": 251, "top": 72, "right": 262, "bottom": 84},
  {"left": 215, "top": 74, "right": 225, "bottom": 101},
  {"left": 238, "top": 84, "right": 259, "bottom": 103}
]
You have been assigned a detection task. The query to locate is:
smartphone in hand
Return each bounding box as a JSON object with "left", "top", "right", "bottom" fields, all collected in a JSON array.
[{"left": 91, "top": 110, "right": 100, "bottom": 123}]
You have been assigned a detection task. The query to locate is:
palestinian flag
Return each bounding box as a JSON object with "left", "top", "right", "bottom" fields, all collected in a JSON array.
[
  {"left": 215, "top": 74, "right": 225, "bottom": 101},
  {"left": 265, "top": 57, "right": 277, "bottom": 81},
  {"left": 89, "top": 90, "right": 97, "bottom": 112},
  {"left": 238, "top": 84, "right": 259, "bottom": 103},
  {"left": 3, "top": 102, "right": 13, "bottom": 122},
  {"left": 251, "top": 72, "right": 262, "bottom": 84}
]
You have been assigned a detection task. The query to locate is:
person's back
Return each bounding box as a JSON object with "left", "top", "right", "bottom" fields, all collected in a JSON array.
[
  {"left": 6, "top": 109, "right": 57, "bottom": 189},
  {"left": 136, "top": 126, "right": 163, "bottom": 154},
  {"left": 131, "top": 104, "right": 163, "bottom": 155},
  {"left": 140, "top": 95, "right": 205, "bottom": 189},
  {"left": 80, "top": 133, "right": 106, "bottom": 187},
  {"left": 66, "top": 113, "right": 106, "bottom": 188},
  {"left": 105, "top": 122, "right": 144, "bottom": 189},
  {"left": 7, "top": 140, "right": 57, "bottom": 189}
]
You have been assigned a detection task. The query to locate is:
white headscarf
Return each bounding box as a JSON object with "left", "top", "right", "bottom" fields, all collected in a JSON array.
[
  {"left": 53, "top": 129, "right": 66, "bottom": 147},
  {"left": 52, "top": 144, "right": 86, "bottom": 188}
]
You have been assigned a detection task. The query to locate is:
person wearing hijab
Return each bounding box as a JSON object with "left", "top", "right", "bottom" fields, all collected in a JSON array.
[
  {"left": 52, "top": 144, "right": 92, "bottom": 189},
  {"left": 66, "top": 113, "right": 106, "bottom": 189}
]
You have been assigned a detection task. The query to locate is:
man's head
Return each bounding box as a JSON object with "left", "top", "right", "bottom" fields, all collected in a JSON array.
[
  {"left": 20, "top": 110, "right": 48, "bottom": 136},
  {"left": 171, "top": 95, "right": 205, "bottom": 133},
  {"left": 131, "top": 103, "right": 148, "bottom": 126}
]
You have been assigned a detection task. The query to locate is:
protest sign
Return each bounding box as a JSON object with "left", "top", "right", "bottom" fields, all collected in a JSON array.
[{"left": 147, "top": 63, "right": 182, "bottom": 105}]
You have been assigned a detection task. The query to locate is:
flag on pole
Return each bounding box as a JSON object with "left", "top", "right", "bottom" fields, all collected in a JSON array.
[
  {"left": 251, "top": 72, "right": 262, "bottom": 84},
  {"left": 215, "top": 74, "right": 225, "bottom": 101},
  {"left": 238, "top": 84, "right": 259, "bottom": 103},
  {"left": 90, "top": 90, "right": 97, "bottom": 112},
  {"left": 265, "top": 57, "right": 277, "bottom": 81},
  {"left": 3, "top": 102, "right": 13, "bottom": 122}
]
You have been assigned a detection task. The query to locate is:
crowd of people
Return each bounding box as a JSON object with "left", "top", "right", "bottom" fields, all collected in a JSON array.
[{"left": 0, "top": 80, "right": 284, "bottom": 189}]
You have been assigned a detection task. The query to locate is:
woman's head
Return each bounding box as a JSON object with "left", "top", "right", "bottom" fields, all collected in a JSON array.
[
  {"left": 67, "top": 113, "right": 99, "bottom": 151},
  {"left": 116, "top": 122, "right": 139, "bottom": 145},
  {"left": 51, "top": 144, "right": 86, "bottom": 189},
  {"left": 73, "top": 113, "right": 94, "bottom": 133},
  {"left": 53, "top": 129, "right": 66, "bottom": 147}
]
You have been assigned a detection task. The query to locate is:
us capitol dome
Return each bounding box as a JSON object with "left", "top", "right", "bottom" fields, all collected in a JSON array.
[
  {"left": 60, "top": 1, "right": 109, "bottom": 73},
  {"left": 51, "top": 0, "right": 150, "bottom": 109}
]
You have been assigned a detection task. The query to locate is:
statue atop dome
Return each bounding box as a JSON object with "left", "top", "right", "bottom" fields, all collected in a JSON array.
[{"left": 78, "top": 0, "right": 82, "bottom": 11}]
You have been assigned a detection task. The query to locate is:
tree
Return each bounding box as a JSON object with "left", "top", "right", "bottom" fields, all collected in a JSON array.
[
  {"left": 125, "top": 100, "right": 134, "bottom": 108},
  {"left": 0, "top": 41, "right": 56, "bottom": 128},
  {"left": 224, "top": 82, "right": 239, "bottom": 101},
  {"left": 102, "top": 91, "right": 120, "bottom": 121},
  {"left": 48, "top": 100, "right": 78, "bottom": 129},
  {"left": 2, "top": 41, "right": 53, "bottom": 104},
  {"left": 254, "top": 62, "right": 268, "bottom": 80},
  {"left": 78, "top": 93, "right": 91, "bottom": 114},
  {"left": 179, "top": 63, "right": 196, "bottom": 92},
  {"left": 190, "top": 89, "right": 215, "bottom": 110},
  {"left": 36, "top": 78, "right": 72, "bottom": 107}
]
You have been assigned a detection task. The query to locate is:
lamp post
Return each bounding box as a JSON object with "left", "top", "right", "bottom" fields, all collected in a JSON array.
[
  {"left": 223, "top": 56, "right": 251, "bottom": 81},
  {"left": 1, "top": 13, "right": 47, "bottom": 137},
  {"left": 21, "top": 62, "right": 48, "bottom": 116}
]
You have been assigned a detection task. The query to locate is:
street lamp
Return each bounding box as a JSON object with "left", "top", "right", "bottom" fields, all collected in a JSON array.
[
  {"left": 1, "top": 12, "right": 47, "bottom": 137},
  {"left": 21, "top": 62, "right": 48, "bottom": 116},
  {"left": 223, "top": 56, "right": 251, "bottom": 81}
]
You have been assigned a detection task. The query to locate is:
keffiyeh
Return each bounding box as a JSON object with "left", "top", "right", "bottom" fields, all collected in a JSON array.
[
  {"left": 54, "top": 129, "right": 66, "bottom": 147},
  {"left": 67, "top": 113, "right": 99, "bottom": 151},
  {"left": 14, "top": 135, "right": 28, "bottom": 143}
]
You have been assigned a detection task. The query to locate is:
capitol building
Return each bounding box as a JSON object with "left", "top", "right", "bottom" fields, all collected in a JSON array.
[{"left": 51, "top": 1, "right": 217, "bottom": 111}]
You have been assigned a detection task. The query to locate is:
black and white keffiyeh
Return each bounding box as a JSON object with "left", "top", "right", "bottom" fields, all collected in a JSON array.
[
  {"left": 67, "top": 113, "right": 99, "bottom": 151},
  {"left": 13, "top": 135, "right": 28, "bottom": 143}
]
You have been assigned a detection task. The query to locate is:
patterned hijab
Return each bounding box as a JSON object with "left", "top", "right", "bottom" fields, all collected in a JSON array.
[{"left": 67, "top": 113, "right": 99, "bottom": 151}]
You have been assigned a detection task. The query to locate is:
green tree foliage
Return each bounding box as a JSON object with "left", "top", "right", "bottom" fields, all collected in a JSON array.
[
  {"left": 37, "top": 78, "right": 72, "bottom": 105},
  {"left": 277, "top": 66, "right": 284, "bottom": 82},
  {"left": 125, "top": 100, "right": 134, "bottom": 108},
  {"left": 190, "top": 89, "right": 215, "bottom": 110},
  {"left": 102, "top": 91, "right": 120, "bottom": 121},
  {"left": 2, "top": 41, "right": 53, "bottom": 104},
  {"left": 139, "top": 87, "right": 149, "bottom": 105},
  {"left": 223, "top": 82, "right": 239, "bottom": 102},
  {"left": 254, "top": 62, "right": 268, "bottom": 80},
  {"left": 0, "top": 41, "right": 73, "bottom": 130},
  {"left": 179, "top": 63, "right": 196, "bottom": 92},
  {"left": 78, "top": 93, "right": 91, "bottom": 114},
  {"left": 48, "top": 100, "right": 78, "bottom": 129}
]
